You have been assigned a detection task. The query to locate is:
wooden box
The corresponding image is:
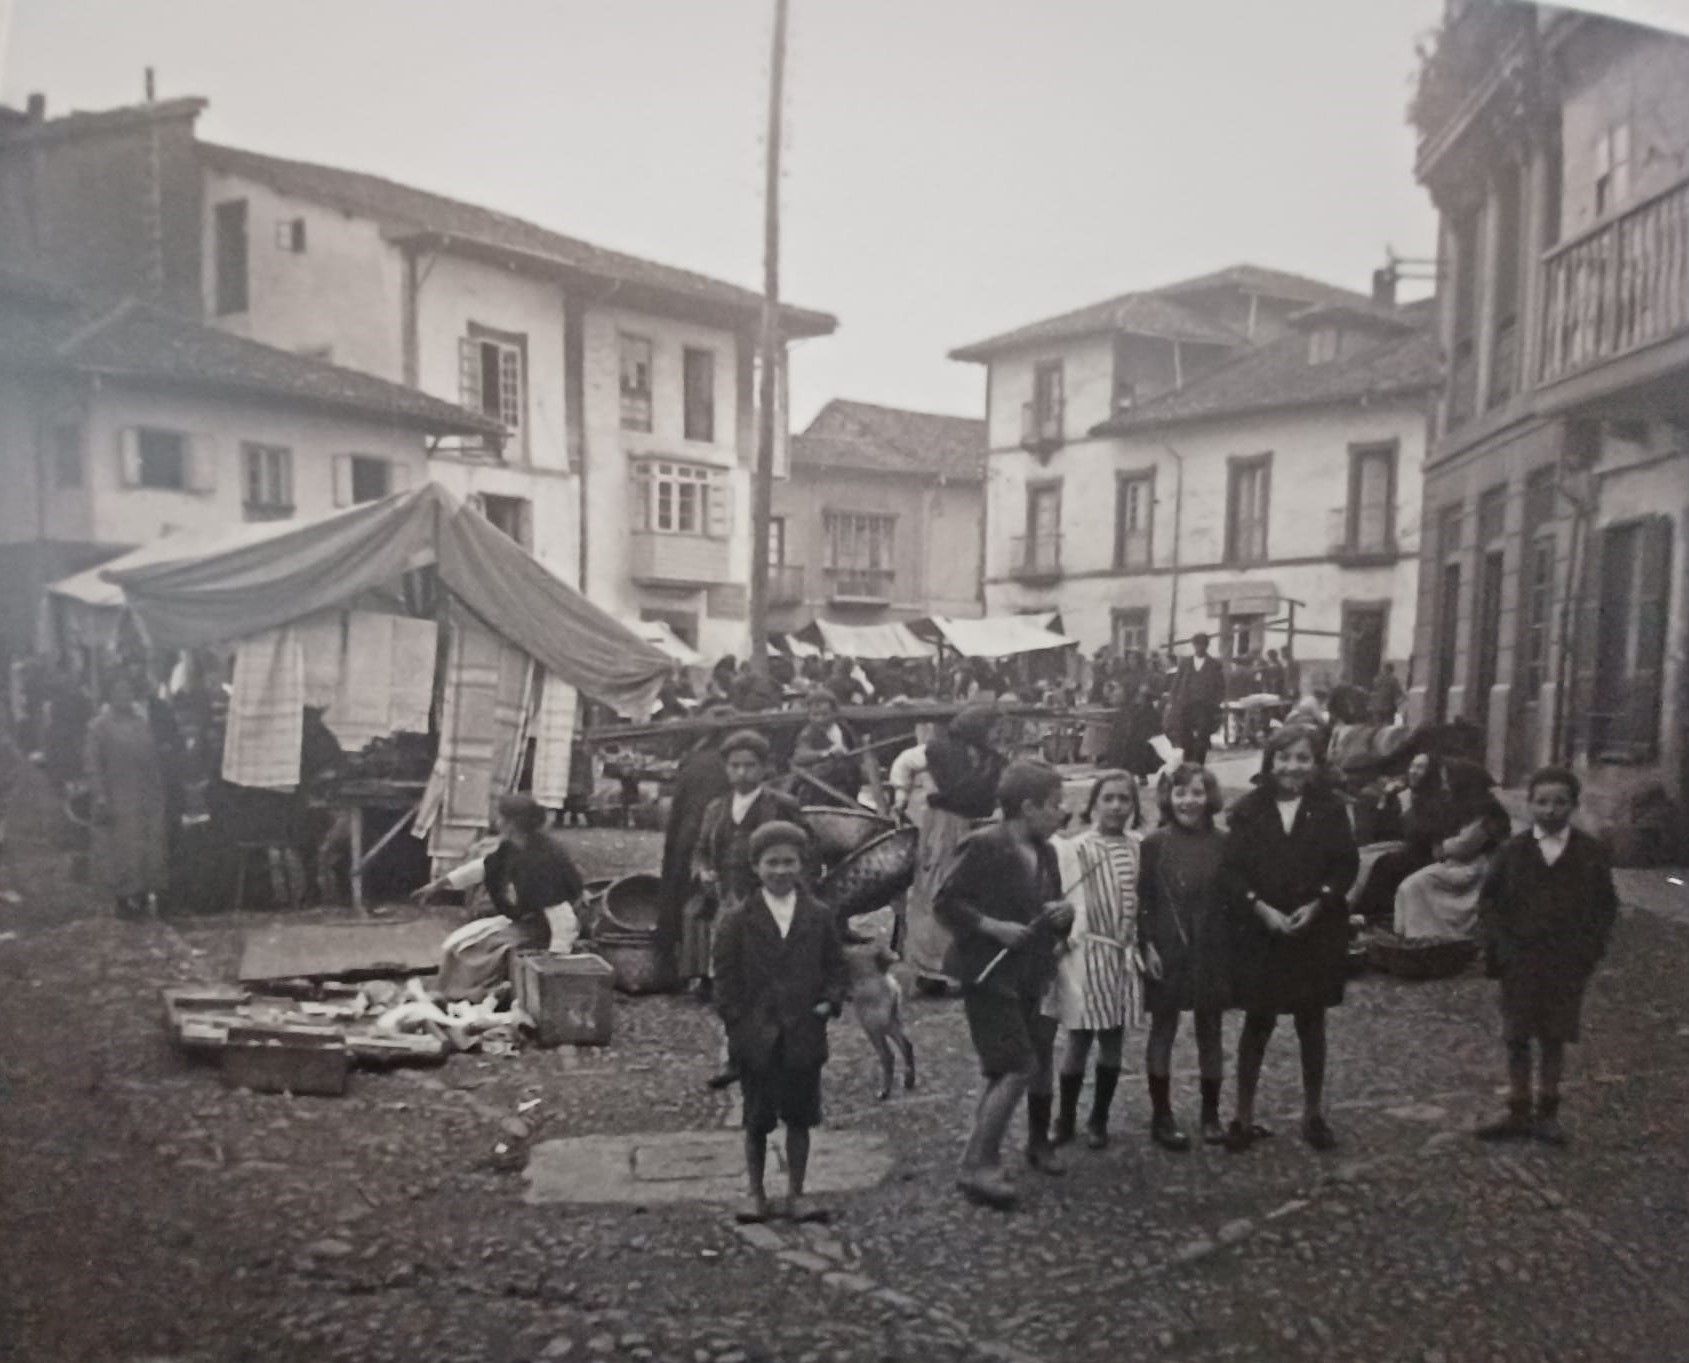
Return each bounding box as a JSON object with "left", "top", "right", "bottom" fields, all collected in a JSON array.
[
  {"left": 221, "top": 1023, "right": 350, "bottom": 1096},
  {"left": 512, "top": 951, "right": 615, "bottom": 1047}
]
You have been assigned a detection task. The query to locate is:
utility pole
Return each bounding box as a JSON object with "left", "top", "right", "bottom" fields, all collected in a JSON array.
[{"left": 747, "top": 0, "right": 788, "bottom": 673}]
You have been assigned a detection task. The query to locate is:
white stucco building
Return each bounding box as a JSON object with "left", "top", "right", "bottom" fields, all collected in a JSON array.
[
  {"left": 952, "top": 266, "right": 1439, "bottom": 689},
  {"left": 0, "top": 97, "right": 836, "bottom": 658}
]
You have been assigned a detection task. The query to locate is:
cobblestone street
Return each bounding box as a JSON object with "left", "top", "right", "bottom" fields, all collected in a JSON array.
[{"left": 2, "top": 807, "right": 1687, "bottom": 1363}]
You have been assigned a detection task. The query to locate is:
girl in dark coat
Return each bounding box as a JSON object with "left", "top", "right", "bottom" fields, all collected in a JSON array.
[
  {"left": 1221, "top": 726, "right": 1359, "bottom": 1152},
  {"left": 1137, "top": 763, "right": 1230, "bottom": 1149}
]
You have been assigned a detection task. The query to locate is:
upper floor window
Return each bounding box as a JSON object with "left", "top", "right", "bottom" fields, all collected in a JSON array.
[
  {"left": 620, "top": 334, "right": 653, "bottom": 432},
  {"left": 51, "top": 424, "right": 82, "bottom": 489},
  {"left": 459, "top": 324, "right": 526, "bottom": 437},
  {"left": 767, "top": 515, "right": 788, "bottom": 567},
  {"left": 333, "top": 453, "right": 407, "bottom": 506},
  {"left": 1594, "top": 121, "right": 1631, "bottom": 219},
  {"left": 119, "top": 427, "right": 210, "bottom": 493},
  {"left": 631, "top": 459, "right": 730, "bottom": 538},
  {"left": 683, "top": 346, "right": 716, "bottom": 443},
  {"left": 241, "top": 442, "right": 294, "bottom": 520},
  {"left": 478, "top": 493, "right": 531, "bottom": 548},
  {"left": 1346, "top": 443, "right": 1397, "bottom": 554},
  {"left": 214, "top": 199, "right": 249, "bottom": 316},
  {"left": 1308, "top": 327, "right": 1340, "bottom": 365},
  {"left": 824, "top": 511, "right": 896, "bottom": 594},
  {"left": 1029, "top": 359, "right": 1064, "bottom": 442},
  {"left": 1111, "top": 606, "right": 1150, "bottom": 657},
  {"left": 1225, "top": 453, "right": 1271, "bottom": 565},
  {"left": 1114, "top": 470, "right": 1154, "bottom": 569},
  {"left": 274, "top": 217, "right": 307, "bottom": 253}
]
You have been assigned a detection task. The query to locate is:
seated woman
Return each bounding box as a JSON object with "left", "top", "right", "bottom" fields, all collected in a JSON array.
[
  {"left": 791, "top": 689, "right": 863, "bottom": 804},
  {"left": 434, "top": 793, "right": 583, "bottom": 1000},
  {"left": 1393, "top": 762, "right": 1511, "bottom": 941},
  {"left": 1353, "top": 753, "right": 1456, "bottom": 923}
]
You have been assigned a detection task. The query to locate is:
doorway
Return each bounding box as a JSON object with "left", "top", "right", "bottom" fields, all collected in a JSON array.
[
  {"left": 1342, "top": 603, "right": 1388, "bottom": 689},
  {"left": 1472, "top": 550, "right": 1505, "bottom": 727},
  {"left": 1434, "top": 562, "right": 1462, "bottom": 722}
]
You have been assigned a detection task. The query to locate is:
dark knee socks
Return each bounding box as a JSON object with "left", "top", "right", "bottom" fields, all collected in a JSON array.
[
  {"left": 1200, "top": 1077, "right": 1222, "bottom": 1124},
  {"left": 1090, "top": 1065, "right": 1120, "bottom": 1131},
  {"left": 1056, "top": 1073, "right": 1083, "bottom": 1137},
  {"left": 1147, "top": 1073, "right": 1172, "bottom": 1121},
  {"left": 1027, "top": 1092, "right": 1054, "bottom": 1148}
]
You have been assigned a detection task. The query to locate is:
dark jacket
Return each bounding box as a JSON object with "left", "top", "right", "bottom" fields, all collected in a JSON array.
[
  {"left": 933, "top": 823, "right": 1062, "bottom": 998},
  {"left": 924, "top": 735, "right": 1004, "bottom": 820},
  {"left": 1221, "top": 783, "right": 1360, "bottom": 1014},
  {"left": 484, "top": 831, "right": 584, "bottom": 942},
  {"left": 1172, "top": 655, "right": 1226, "bottom": 716},
  {"left": 713, "top": 887, "right": 848, "bottom": 1071},
  {"left": 1480, "top": 829, "right": 1617, "bottom": 980},
  {"left": 659, "top": 741, "right": 729, "bottom": 908},
  {"left": 696, "top": 786, "right": 808, "bottom": 905},
  {"left": 1137, "top": 822, "right": 1230, "bottom": 1014}
]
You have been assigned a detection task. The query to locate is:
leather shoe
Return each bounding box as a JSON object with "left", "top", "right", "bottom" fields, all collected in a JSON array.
[
  {"left": 956, "top": 1171, "right": 1018, "bottom": 1209},
  {"left": 1026, "top": 1143, "right": 1067, "bottom": 1176},
  {"left": 1151, "top": 1114, "right": 1192, "bottom": 1152},
  {"left": 1302, "top": 1115, "right": 1338, "bottom": 1151}
]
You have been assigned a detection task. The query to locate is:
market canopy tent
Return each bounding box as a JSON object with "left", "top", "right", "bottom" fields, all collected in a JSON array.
[
  {"left": 802, "top": 618, "right": 935, "bottom": 660},
  {"left": 106, "top": 483, "right": 671, "bottom": 718},
  {"left": 917, "top": 614, "right": 1077, "bottom": 658}
]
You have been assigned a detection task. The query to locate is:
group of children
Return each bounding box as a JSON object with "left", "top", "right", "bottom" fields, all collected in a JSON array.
[{"left": 708, "top": 720, "right": 1619, "bottom": 1218}]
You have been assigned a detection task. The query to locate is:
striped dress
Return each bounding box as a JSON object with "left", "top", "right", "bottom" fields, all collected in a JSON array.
[{"left": 1044, "top": 829, "right": 1145, "bottom": 1032}]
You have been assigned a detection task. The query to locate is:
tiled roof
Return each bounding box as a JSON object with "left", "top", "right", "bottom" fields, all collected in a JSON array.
[
  {"left": 793, "top": 399, "right": 986, "bottom": 482},
  {"left": 949, "top": 263, "right": 1372, "bottom": 362},
  {"left": 0, "top": 97, "right": 206, "bottom": 145},
  {"left": 0, "top": 277, "right": 500, "bottom": 436},
  {"left": 201, "top": 143, "right": 837, "bottom": 339},
  {"left": 1098, "top": 315, "right": 1441, "bottom": 433}
]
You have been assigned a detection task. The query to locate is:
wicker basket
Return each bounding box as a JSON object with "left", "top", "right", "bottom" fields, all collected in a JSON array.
[
  {"left": 802, "top": 806, "right": 894, "bottom": 861},
  {"left": 817, "top": 825, "right": 919, "bottom": 923},
  {"left": 1364, "top": 930, "right": 1478, "bottom": 981},
  {"left": 599, "top": 873, "right": 662, "bottom": 934},
  {"left": 576, "top": 879, "right": 613, "bottom": 938}
]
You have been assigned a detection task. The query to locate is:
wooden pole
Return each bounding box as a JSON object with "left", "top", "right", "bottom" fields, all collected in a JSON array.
[{"left": 748, "top": 0, "right": 789, "bottom": 674}]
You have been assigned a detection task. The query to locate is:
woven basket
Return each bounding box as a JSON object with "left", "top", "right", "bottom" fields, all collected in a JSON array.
[
  {"left": 817, "top": 825, "right": 919, "bottom": 923},
  {"left": 802, "top": 806, "right": 894, "bottom": 861},
  {"left": 1364, "top": 931, "right": 1478, "bottom": 981},
  {"left": 599, "top": 873, "right": 662, "bottom": 934}
]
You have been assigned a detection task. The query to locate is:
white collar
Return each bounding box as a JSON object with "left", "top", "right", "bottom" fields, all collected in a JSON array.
[
  {"left": 763, "top": 888, "right": 798, "bottom": 937},
  {"left": 730, "top": 788, "right": 759, "bottom": 820}
]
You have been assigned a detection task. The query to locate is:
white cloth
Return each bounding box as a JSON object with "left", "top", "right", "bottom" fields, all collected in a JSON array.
[
  {"left": 730, "top": 789, "right": 757, "bottom": 823},
  {"left": 763, "top": 889, "right": 797, "bottom": 938},
  {"left": 298, "top": 610, "right": 438, "bottom": 750},
  {"left": 1534, "top": 825, "right": 1570, "bottom": 867},
  {"left": 1276, "top": 796, "right": 1302, "bottom": 834},
  {"left": 530, "top": 672, "right": 579, "bottom": 810},
  {"left": 444, "top": 857, "right": 487, "bottom": 891},
  {"left": 889, "top": 743, "right": 933, "bottom": 821},
  {"left": 222, "top": 626, "right": 304, "bottom": 790}
]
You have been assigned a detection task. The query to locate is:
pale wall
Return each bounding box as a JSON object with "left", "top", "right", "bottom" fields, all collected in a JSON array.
[{"left": 984, "top": 335, "right": 1115, "bottom": 451}]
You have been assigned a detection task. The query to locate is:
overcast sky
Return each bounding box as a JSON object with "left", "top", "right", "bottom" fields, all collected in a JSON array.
[{"left": 2, "top": 0, "right": 1454, "bottom": 425}]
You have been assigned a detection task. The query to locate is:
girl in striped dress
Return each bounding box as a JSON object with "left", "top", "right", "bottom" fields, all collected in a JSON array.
[{"left": 1047, "top": 771, "right": 1145, "bottom": 1149}]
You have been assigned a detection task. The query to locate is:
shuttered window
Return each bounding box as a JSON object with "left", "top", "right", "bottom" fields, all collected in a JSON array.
[
  {"left": 459, "top": 324, "right": 526, "bottom": 447},
  {"left": 1584, "top": 516, "right": 1673, "bottom": 762}
]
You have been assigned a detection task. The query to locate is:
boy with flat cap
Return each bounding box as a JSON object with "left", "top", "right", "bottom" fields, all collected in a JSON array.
[{"left": 714, "top": 820, "right": 848, "bottom": 1223}]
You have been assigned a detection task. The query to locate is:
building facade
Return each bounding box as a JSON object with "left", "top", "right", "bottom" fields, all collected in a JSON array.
[
  {"left": 768, "top": 400, "right": 985, "bottom": 636},
  {"left": 954, "top": 267, "right": 1436, "bottom": 688},
  {"left": 1408, "top": 2, "right": 1689, "bottom": 859},
  {"left": 0, "top": 96, "right": 835, "bottom": 658},
  {"left": 0, "top": 271, "right": 497, "bottom": 656}
]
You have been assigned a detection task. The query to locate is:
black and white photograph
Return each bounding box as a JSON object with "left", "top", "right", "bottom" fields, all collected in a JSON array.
[{"left": 1, "top": 1, "right": 1687, "bottom": 1359}]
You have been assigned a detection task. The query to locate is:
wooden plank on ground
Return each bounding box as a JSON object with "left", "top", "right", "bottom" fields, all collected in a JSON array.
[{"left": 237, "top": 915, "right": 458, "bottom": 984}]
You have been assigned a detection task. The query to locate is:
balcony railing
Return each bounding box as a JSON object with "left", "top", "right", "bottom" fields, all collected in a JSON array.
[
  {"left": 825, "top": 566, "right": 894, "bottom": 604},
  {"left": 1020, "top": 400, "right": 1064, "bottom": 454},
  {"left": 1011, "top": 535, "right": 1062, "bottom": 583},
  {"left": 767, "top": 562, "right": 805, "bottom": 606},
  {"left": 1538, "top": 174, "right": 1689, "bottom": 386}
]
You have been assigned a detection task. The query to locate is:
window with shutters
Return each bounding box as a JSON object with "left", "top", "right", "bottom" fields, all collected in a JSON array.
[
  {"left": 619, "top": 334, "right": 653, "bottom": 431},
  {"left": 459, "top": 324, "right": 526, "bottom": 448},
  {"left": 136, "top": 429, "right": 189, "bottom": 490},
  {"left": 1114, "top": 471, "right": 1154, "bottom": 569},
  {"left": 1588, "top": 516, "right": 1673, "bottom": 761},
  {"left": 241, "top": 442, "right": 294, "bottom": 519},
  {"left": 214, "top": 199, "right": 249, "bottom": 315},
  {"left": 1521, "top": 534, "right": 1556, "bottom": 696},
  {"left": 683, "top": 347, "right": 716, "bottom": 443},
  {"left": 1345, "top": 443, "right": 1397, "bottom": 554},
  {"left": 1225, "top": 453, "right": 1272, "bottom": 565},
  {"left": 274, "top": 217, "right": 307, "bottom": 253},
  {"left": 1110, "top": 607, "right": 1150, "bottom": 657},
  {"left": 630, "top": 459, "right": 728, "bottom": 538}
]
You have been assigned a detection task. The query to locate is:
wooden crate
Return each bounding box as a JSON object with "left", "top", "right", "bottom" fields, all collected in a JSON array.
[
  {"left": 512, "top": 951, "right": 616, "bottom": 1047},
  {"left": 221, "top": 1024, "right": 350, "bottom": 1096}
]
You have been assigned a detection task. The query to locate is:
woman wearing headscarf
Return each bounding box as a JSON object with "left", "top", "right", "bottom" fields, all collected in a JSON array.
[
  {"left": 1354, "top": 752, "right": 1457, "bottom": 924},
  {"left": 904, "top": 702, "right": 1005, "bottom": 992}
]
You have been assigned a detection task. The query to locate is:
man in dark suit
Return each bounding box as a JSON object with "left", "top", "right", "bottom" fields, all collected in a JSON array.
[
  {"left": 713, "top": 821, "right": 849, "bottom": 1224},
  {"left": 1170, "top": 632, "right": 1226, "bottom": 765}
]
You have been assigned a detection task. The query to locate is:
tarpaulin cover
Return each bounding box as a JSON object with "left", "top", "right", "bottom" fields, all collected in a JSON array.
[
  {"left": 805, "top": 618, "right": 935, "bottom": 660},
  {"left": 106, "top": 484, "right": 671, "bottom": 718},
  {"left": 923, "top": 614, "right": 1077, "bottom": 658}
]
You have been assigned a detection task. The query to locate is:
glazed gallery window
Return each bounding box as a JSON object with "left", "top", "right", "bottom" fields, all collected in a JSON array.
[
  {"left": 460, "top": 326, "right": 526, "bottom": 435},
  {"left": 1226, "top": 454, "right": 1271, "bottom": 565},
  {"left": 619, "top": 334, "right": 654, "bottom": 432},
  {"left": 241, "top": 443, "right": 294, "bottom": 519},
  {"left": 631, "top": 460, "right": 730, "bottom": 537},
  {"left": 823, "top": 511, "right": 895, "bottom": 573}
]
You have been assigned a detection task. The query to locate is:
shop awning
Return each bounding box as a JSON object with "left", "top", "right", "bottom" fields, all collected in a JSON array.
[
  {"left": 622, "top": 617, "right": 702, "bottom": 667},
  {"left": 105, "top": 483, "right": 672, "bottom": 717},
  {"left": 803, "top": 619, "right": 935, "bottom": 660},
  {"left": 922, "top": 614, "right": 1077, "bottom": 658}
]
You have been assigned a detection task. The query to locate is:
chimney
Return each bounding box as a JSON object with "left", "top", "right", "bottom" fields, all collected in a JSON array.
[
  {"left": 144, "top": 68, "right": 156, "bottom": 102},
  {"left": 25, "top": 93, "right": 45, "bottom": 122},
  {"left": 1371, "top": 265, "right": 1397, "bottom": 308}
]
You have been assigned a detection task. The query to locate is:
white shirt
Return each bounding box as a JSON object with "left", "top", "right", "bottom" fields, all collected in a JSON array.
[
  {"left": 1534, "top": 824, "right": 1570, "bottom": 867},
  {"left": 763, "top": 888, "right": 797, "bottom": 938},
  {"left": 1276, "top": 796, "right": 1303, "bottom": 834},
  {"left": 730, "top": 789, "right": 758, "bottom": 824}
]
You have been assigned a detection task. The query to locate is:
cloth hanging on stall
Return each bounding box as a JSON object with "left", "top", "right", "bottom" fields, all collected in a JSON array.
[
  {"left": 530, "top": 671, "right": 579, "bottom": 810},
  {"left": 418, "top": 602, "right": 534, "bottom": 866},
  {"left": 325, "top": 612, "right": 437, "bottom": 749},
  {"left": 222, "top": 626, "right": 305, "bottom": 790}
]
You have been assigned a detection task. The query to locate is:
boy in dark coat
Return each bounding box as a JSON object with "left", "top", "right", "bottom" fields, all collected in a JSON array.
[
  {"left": 1476, "top": 767, "right": 1618, "bottom": 1146},
  {"left": 935, "top": 760, "right": 1074, "bottom": 1209},
  {"left": 713, "top": 821, "right": 848, "bottom": 1224}
]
